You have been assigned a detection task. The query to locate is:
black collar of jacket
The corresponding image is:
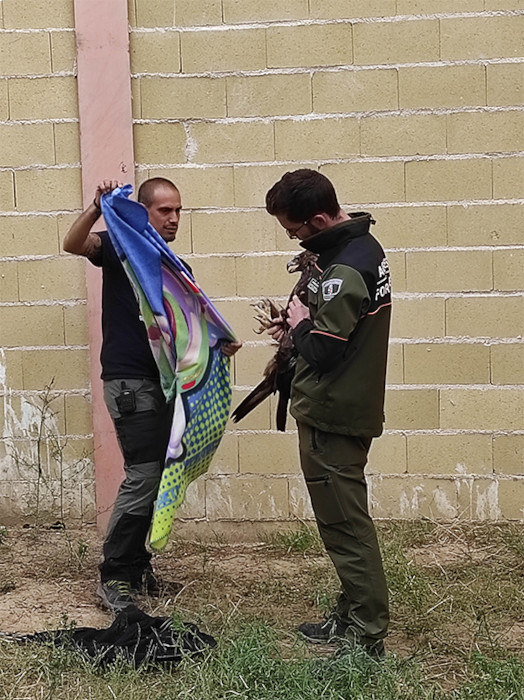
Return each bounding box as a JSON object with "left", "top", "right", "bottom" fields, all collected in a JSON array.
[{"left": 299, "top": 212, "right": 375, "bottom": 255}]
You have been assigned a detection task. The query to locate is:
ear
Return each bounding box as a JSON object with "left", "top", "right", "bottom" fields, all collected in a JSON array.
[{"left": 310, "top": 212, "right": 332, "bottom": 231}]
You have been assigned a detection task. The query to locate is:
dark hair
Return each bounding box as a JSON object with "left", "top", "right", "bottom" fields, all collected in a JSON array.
[
  {"left": 265, "top": 169, "right": 340, "bottom": 223},
  {"left": 137, "top": 177, "right": 179, "bottom": 207}
]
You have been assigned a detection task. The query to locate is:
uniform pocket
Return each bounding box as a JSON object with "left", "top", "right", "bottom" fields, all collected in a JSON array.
[{"left": 305, "top": 473, "right": 347, "bottom": 525}]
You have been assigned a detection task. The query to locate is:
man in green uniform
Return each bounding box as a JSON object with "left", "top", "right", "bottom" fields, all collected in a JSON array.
[{"left": 265, "top": 169, "right": 391, "bottom": 658}]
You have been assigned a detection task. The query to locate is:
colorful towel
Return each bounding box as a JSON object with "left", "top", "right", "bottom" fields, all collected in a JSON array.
[{"left": 100, "top": 185, "right": 237, "bottom": 550}]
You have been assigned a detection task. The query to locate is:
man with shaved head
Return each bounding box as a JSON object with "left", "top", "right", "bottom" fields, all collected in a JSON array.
[{"left": 64, "top": 178, "right": 240, "bottom": 613}]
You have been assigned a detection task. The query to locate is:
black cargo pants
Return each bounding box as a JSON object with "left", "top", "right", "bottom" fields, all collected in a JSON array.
[
  {"left": 297, "top": 422, "right": 389, "bottom": 644},
  {"left": 99, "top": 378, "right": 174, "bottom": 585}
]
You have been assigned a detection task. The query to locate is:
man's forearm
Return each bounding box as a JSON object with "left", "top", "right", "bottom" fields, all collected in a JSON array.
[{"left": 63, "top": 201, "right": 101, "bottom": 256}]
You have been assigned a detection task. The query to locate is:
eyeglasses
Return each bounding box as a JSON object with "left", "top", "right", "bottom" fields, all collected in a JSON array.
[{"left": 285, "top": 219, "right": 310, "bottom": 239}]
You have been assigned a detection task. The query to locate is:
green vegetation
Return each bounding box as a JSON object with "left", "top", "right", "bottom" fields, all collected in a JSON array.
[{"left": 1, "top": 521, "right": 524, "bottom": 698}]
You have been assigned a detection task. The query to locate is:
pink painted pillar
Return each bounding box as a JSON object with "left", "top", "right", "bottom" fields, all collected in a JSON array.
[{"left": 73, "top": 0, "right": 135, "bottom": 531}]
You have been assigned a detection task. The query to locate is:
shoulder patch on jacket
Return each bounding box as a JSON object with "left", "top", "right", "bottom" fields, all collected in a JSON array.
[{"left": 321, "top": 278, "right": 343, "bottom": 301}]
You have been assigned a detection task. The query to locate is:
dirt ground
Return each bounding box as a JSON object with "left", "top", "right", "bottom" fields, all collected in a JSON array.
[{"left": 0, "top": 523, "right": 337, "bottom": 639}]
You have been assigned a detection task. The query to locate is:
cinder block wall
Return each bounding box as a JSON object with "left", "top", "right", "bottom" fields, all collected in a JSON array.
[
  {"left": 1, "top": 0, "right": 523, "bottom": 528},
  {"left": 0, "top": 0, "right": 95, "bottom": 522}
]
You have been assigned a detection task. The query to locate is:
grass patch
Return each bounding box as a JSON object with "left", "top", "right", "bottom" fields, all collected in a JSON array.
[
  {"left": 1, "top": 521, "right": 524, "bottom": 698},
  {"left": 264, "top": 524, "right": 324, "bottom": 554}
]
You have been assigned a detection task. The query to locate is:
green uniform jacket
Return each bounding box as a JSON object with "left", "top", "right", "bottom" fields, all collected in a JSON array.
[{"left": 290, "top": 213, "right": 391, "bottom": 437}]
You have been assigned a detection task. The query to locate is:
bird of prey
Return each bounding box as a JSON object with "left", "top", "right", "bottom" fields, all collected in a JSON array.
[{"left": 231, "top": 250, "right": 317, "bottom": 431}]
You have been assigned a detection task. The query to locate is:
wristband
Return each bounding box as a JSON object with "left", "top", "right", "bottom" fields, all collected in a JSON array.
[{"left": 93, "top": 198, "right": 101, "bottom": 211}]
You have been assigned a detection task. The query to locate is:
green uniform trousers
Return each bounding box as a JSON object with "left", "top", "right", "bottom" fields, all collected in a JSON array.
[{"left": 297, "top": 422, "right": 389, "bottom": 643}]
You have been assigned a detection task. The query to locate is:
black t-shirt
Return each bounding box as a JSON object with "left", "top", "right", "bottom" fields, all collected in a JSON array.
[{"left": 89, "top": 231, "right": 160, "bottom": 381}]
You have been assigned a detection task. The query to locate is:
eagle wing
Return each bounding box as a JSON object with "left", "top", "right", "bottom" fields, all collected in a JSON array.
[{"left": 231, "top": 251, "right": 317, "bottom": 430}]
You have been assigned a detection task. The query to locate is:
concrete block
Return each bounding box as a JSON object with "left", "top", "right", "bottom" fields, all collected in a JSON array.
[
  {"left": 190, "top": 121, "right": 274, "bottom": 164},
  {"left": 362, "top": 114, "right": 446, "bottom": 157},
  {"left": 174, "top": 0, "right": 222, "bottom": 26},
  {"left": 406, "top": 250, "right": 493, "bottom": 292},
  {"left": 493, "top": 157, "right": 524, "bottom": 200},
  {"left": 447, "top": 203, "right": 524, "bottom": 247},
  {"left": 0, "top": 261, "right": 19, "bottom": 302},
  {"left": 135, "top": 0, "right": 175, "bottom": 27},
  {"left": 494, "top": 249, "right": 524, "bottom": 292},
  {"left": 208, "top": 433, "right": 239, "bottom": 475},
  {"left": 491, "top": 345, "right": 524, "bottom": 385},
  {"left": 407, "top": 433, "right": 493, "bottom": 476},
  {"left": 0, "top": 31, "right": 51, "bottom": 74},
  {"left": 181, "top": 28, "right": 266, "bottom": 72},
  {"left": 275, "top": 117, "right": 360, "bottom": 161},
  {"left": 397, "top": 0, "right": 483, "bottom": 10},
  {"left": 228, "top": 388, "right": 272, "bottom": 430},
  {"left": 288, "top": 475, "right": 314, "bottom": 520},
  {"left": 494, "top": 435, "right": 524, "bottom": 476},
  {"left": 64, "top": 305, "right": 89, "bottom": 346},
  {"left": 54, "top": 123, "right": 81, "bottom": 164},
  {"left": 390, "top": 297, "right": 445, "bottom": 339},
  {"left": 0, "top": 215, "right": 59, "bottom": 256},
  {"left": 233, "top": 164, "right": 298, "bottom": 208},
  {"left": 18, "top": 257, "right": 87, "bottom": 302},
  {"left": 238, "top": 432, "right": 299, "bottom": 474},
  {"left": 134, "top": 123, "right": 187, "bottom": 164},
  {"left": 227, "top": 74, "right": 312, "bottom": 118},
  {"left": 0, "top": 306, "right": 64, "bottom": 347},
  {"left": 267, "top": 23, "right": 353, "bottom": 68},
  {"left": 0, "top": 350, "right": 23, "bottom": 390},
  {"left": 448, "top": 111, "right": 524, "bottom": 155},
  {"left": 50, "top": 30, "right": 76, "bottom": 72},
  {"left": 206, "top": 475, "right": 289, "bottom": 520},
  {"left": 404, "top": 342, "right": 490, "bottom": 384},
  {"left": 224, "top": 0, "right": 308, "bottom": 22},
  {"left": 0, "top": 80, "right": 7, "bottom": 120},
  {"left": 354, "top": 19, "right": 439, "bottom": 65},
  {"left": 498, "top": 479, "right": 524, "bottom": 520},
  {"left": 0, "top": 172, "right": 15, "bottom": 212},
  {"left": 405, "top": 159, "right": 492, "bottom": 202},
  {"left": 191, "top": 211, "right": 277, "bottom": 254},
  {"left": 370, "top": 476, "right": 458, "bottom": 519},
  {"left": 236, "top": 254, "right": 293, "bottom": 297},
  {"left": 386, "top": 343, "right": 404, "bottom": 384},
  {"left": 376, "top": 206, "right": 447, "bottom": 249},
  {"left": 384, "top": 389, "right": 439, "bottom": 430},
  {"left": 130, "top": 31, "right": 180, "bottom": 73},
  {"left": 188, "top": 254, "right": 236, "bottom": 297},
  {"left": 367, "top": 433, "right": 407, "bottom": 475},
  {"left": 312, "top": 68, "right": 398, "bottom": 113},
  {"left": 320, "top": 161, "right": 405, "bottom": 205},
  {"left": 399, "top": 65, "right": 486, "bottom": 109},
  {"left": 175, "top": 479, "right": 206, "bottom": 520},
  {"left": 9, "top": 76, "right": 78, "bottom": 120},
  {"left": 3, "top": 0, "right": 73, "bottom": 28},
  {"left": 15, "top": 168, "right": 82, "bottom": 212},
  {"left": 440, "top": 388, "right": 524, "bottom": 431},
  {"left": 64, "top": 395, "right": 93, "bottom": 436},
  {"left": 310, "top": 0, "right": 396, "bottom": 18},
  {"left": 140, "top": 76, "right": 226, "bottom": 119},
  {"left": 234, "top": 343, "right": 276, "bottom": 386},
  {"left": 487, "top": 62, "right": 524, "bottom": 106},
  {"left": 457, "top": 477, "right": 501, "bottom": 520},
  {"left": 441, "top": 16, "right": 524, "bottom": 60},
  {"left": 0, "top": 123, "right": 55, "bottom": 167},
  {"left": 148, "top": 166, "right": 234, "bottom": 208},
  {"left": 446, "top": 297, "right": 523, "bottom": 338},
  {"left": 21, "top": 349, "right": 90, "bottom": 390}
]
